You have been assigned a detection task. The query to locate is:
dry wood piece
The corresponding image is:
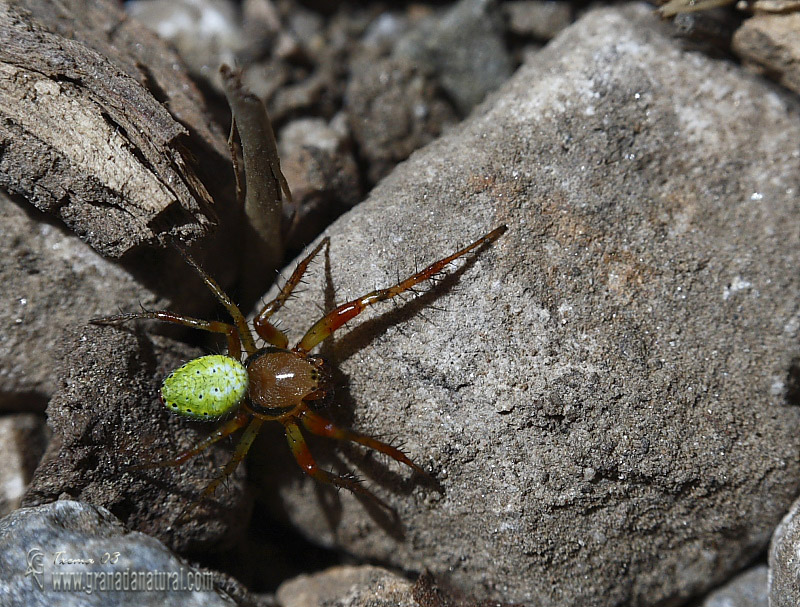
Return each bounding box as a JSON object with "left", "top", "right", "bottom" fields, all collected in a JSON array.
[
  {"left": 220, "top": 64, "right": 288, "bottom": 301},
  {"left": 0, "top": 1, "right": 228, "bottom": 257},
  {"left": 659, "top": 0, "right": 735, "bottom": 17}
]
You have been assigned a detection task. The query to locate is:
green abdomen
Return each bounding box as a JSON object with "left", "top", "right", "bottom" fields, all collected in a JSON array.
[{"left": 160, "top": 355, "right": 249, "bottom": 420}]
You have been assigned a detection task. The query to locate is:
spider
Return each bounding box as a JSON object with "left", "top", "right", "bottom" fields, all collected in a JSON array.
[{"left": 92, "top": 225, "right": 506, "bottom": 518}]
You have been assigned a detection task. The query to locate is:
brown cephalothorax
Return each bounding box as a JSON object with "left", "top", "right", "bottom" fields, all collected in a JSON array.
[{"left": 245, "top": 347, "right": 329, "bottom": 415}]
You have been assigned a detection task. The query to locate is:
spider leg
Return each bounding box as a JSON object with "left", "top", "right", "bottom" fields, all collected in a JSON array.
[
  {"left": 197, "top": 417, "right": 263, "bottom": 498},
  {"left": 129, "top": 409, "right": 250, "bottom": 470},
  {"left": 175, "top": 416, "right": 263, "bottom": 524},
  {"left": 295, "top": 226, "right": 507, "bottom": 353},
  {"left": 173, "top": 246, "right": 257, "bottom": 356},
  {"left": 91, "top": 311, "right": 244, "bottom": 360},
  {"left": 284, "top": 420, "right": 391, "bottom": 511},
  {"left": 299, "top": 409, "right": 426, "bottom": 475},
  {"left": 254, "top": 237, "right": 330, "bottom": 348}
]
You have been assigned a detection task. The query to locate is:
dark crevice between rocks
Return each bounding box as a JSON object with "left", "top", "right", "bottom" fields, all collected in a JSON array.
[
  {"left": 201, "top": 513, "right": 343, "bottom": 594},
  {"left": 786, "top": 358, "right": 800, "bottom": 407},
  {"left": 0, "top": 391, "right": 49, "bottom": 414}
]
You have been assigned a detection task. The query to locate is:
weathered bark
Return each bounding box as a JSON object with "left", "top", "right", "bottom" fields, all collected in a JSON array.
[
  {"left": 220, "top": 64, "right": 288, "bottom": 302},
  {"left": 0, "top": 0, "right": 230, "bottom": 257}
]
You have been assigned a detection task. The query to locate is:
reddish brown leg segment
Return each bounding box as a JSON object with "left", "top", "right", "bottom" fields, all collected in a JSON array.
[
  {"left": 295, "top": 226, "right": 507, "bottom": 353},
  {"left": 92, "top": 311, "right": 244, "bottom": 360},
  {"left": 197, "top": 417, "right": 263, "bottom": 499},
  {"left": 254, "top": 237, "right": 330, "bottom": 348},
  {"left": 174, "top": 416, "right": 263, "bottom": 524},
  {"left": 130, "top": 409, "right": 250, "bottom": 470},
  {"left": 284, "top": 421, "right": 391, "bottom": 510},
  {"left": 299, "top": 409, "right": 425, "bottom": 475}
]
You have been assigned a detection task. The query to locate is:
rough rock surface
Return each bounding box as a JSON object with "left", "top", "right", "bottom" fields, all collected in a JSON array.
[
  {"left": 769, "top": 495, "right": 800, "bottom": 607},
  {"left": 278, "top": 117, "right": 362, "bottom": 244},
  {"left": 701, "top": 565, "right": 768, "bottom": 607},
  {"left": 394, "top": 0, "right": 514, "bottom": 115},
  {"left": 0, "top": 190, "right": 237, "bottom": 412},
  {"left": 252, "top": 4, "right": 800, "bottom": 605},
  {"left": 126, "top": 0, "right": 246, "bottom": 88},
  {"left": 345, "top": 57, "right": 457, "bottom": 184},
  {"left": 504, "top": 0, "right": 573, "bottom": 40},
  {"left": 733, "top": 14, "right": 800, "bottom": 96},
  {"left": 276, "top": 565, "right": 415, "bottom": 607},
  {"left": 0, "top": 500, "right": 243, "bottom": 606},
  {"left": 0, "top": 192, "right": 162, "bottom": 410},
  {"left": 0, "top": 413, "right": 46, "bottom": 517},
  {"left": 22, "top": 327, "right": 250, "bottom": 554}
]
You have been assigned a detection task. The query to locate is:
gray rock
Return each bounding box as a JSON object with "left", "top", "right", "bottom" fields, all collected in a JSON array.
[
  {"left": 278, "top": 117, "right": 362, "bottom": 245},
  {"left": 670, "top": 10, "right": 742, "bottom": 56},
  {"left": 127, "top": 0, "right": 246, "bottom": 89},
  {"left": 702, "top": 565, "right": 768, "bottom": 607},
  {"left": 345, "top": 57, "right": 457, "bottom": 183},
  {"left": 0, "top": 192, "right": 162, "bottom": 410},
  {"left": 361, "top": 12, "right": 412, "bottom": 56},
  {"left": 276, "top": 566, "right": 414, "bottom": 607},
  {"left": 769, "top": 496, "right": 800, "bottom": 607},
  {"left": 732, "top": 14, "right": 800, "bottom": 96},
  {"left": 23, "top": 326, "right": 250, "bottom": 554},
  {"left": 0, "top": 500, "right": 239, "bottom": 606},
  {"left": 253, "top": 4, "right": 800, "bottom": 605},
  {"left": 0, "top": 191, "right": 233, "bottom": 412},
  {"left": 0, "top": 414, "right": 47, "bottom": 517},
  {"left": 394, "top": 0, "right": 514, "bottom": 115},
  {"left": 504, "top": 0, "right": 573, "bottom": 40}
]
